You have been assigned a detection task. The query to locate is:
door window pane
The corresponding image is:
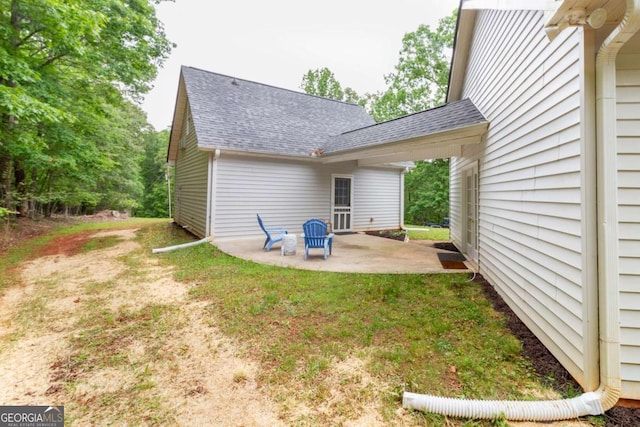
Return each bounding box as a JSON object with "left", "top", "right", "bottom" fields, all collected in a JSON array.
[{"left": 334, "top": 178, "right": 350, "bottom": 206}]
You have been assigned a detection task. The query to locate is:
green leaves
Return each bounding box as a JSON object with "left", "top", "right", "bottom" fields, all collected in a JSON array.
[
  {"left": 1, "top": 0, "right": 173, "bottom": 215},
  {"left": 300, "top": 67, "right": 361, "bottom": 104},
  {"left": 372, "top": 10, "right": 457, "bottom": 122},
  {"left": 0, "top": 84, "right": 61, "bottom": 124},
  {"left": 405, "top": 159, "right": 450, "bottom": 224},
  {"left": 137, "top": 130, "right": 171, "bottom": 218}
]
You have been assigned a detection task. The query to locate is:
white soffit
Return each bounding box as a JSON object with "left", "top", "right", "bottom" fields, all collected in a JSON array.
[
  {"left": 356, "top": 145, "right": 464, "bottom": 166},
  {"left": 322, "top": 122, "right": 488, "bottom": 165}
]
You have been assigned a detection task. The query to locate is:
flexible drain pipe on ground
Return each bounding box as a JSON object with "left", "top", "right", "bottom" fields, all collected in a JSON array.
[
  {"left": 152, "top": 236, "right": 212, "bottom": 253},
  {"left": 402, "top": 392, "right": 603, "bottom": 422}
]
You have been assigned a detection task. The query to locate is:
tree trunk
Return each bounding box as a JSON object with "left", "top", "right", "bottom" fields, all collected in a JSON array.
[
  {"left": 0, "top": 152, "right": 12, "bottom": 209},
  {"left": 29, "top": 166, "right": 37, "bottom": 218},
  {"left": 14, "top": 159, "right": 27, "bottom": 216}
]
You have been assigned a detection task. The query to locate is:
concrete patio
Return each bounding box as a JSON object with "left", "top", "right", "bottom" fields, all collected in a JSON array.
[{"left": 215, "top": 232, "right": 472, "bottom": 274}]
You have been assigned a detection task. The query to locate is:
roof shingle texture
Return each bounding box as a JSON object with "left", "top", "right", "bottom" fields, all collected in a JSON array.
[
  {"left": 182, "top": 66, "right": 375, "bottom": 156},
  {"left": 181, "top": 66, "right": 487, "bottom": 158},
  {"left": 325, "top": 98, "right": 487, "bottom": 154}
]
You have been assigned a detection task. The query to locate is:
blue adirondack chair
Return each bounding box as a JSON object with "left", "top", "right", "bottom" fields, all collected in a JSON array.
[
  {"left": 302, "top": 219, "right": 334, "bottom": 260},
  {"left": 257, "top": 214, "right": 287, "bottom": 251}
]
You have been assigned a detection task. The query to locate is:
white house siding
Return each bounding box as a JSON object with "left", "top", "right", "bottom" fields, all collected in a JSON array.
[
  {"left": 451, "top": 10, "right": 596, "bottom": 388},
  {"left": 617, "top": 53, "right": 640, "bottom": 399},
  {"left": 174, "top": 107, "right": 209, "bottom": 238},
  {"left": 352, "top": 167, "right": 403, "bottom": 231},
  {"left": 211, "top": 154, "right": 403, "bottom": 240}
]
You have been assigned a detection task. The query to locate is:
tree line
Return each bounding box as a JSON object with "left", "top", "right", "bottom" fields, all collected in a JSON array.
[
  {"left": 0, "top": 0, "right": 172, "bottom": 219},
  {"left": 1, "top": 2, "right": 456, "bottom": 223},
  {"left": 301, "top": 10, "right": 457, "bottom": 225}
]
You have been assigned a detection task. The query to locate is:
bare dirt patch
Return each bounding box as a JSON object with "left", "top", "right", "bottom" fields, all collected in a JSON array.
[
  {"left": 36, "top": 231, "right": 94, "bottom": 257},
  {"left": 0, "top": 227, "right": 284, "bottom": 426}
]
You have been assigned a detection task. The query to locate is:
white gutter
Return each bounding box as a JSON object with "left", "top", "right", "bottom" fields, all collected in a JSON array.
[{"left": 404, "top": 0, "right": 640, "bottom": 419}]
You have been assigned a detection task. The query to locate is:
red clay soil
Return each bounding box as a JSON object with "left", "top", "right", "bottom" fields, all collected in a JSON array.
[
  {"left": 0, "top": 212, "right": 124, "bottom": 255},
  {"left": 0, "top": 217, "right": 65, "bottom": 254},
  {"left": 36, "top": 231, "right": 94, "bottom": 257}
]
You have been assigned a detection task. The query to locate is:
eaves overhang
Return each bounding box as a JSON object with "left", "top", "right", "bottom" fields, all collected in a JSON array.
[{"left": 320, "top": 121, "right": 489, "bottom": 166}]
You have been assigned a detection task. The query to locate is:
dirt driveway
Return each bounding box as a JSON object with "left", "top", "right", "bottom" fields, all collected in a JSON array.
[{"left": 0, "top": 228, "right": 284, "bottom": 425}]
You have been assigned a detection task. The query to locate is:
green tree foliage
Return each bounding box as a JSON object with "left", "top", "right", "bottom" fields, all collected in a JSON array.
[
  {"left": 300, "top": 67, "right": 362, "bottom": 104},
  {"left": 369, "top": 11, "right": 457, "bottom": 122},
  {"left": 0, "top": 0, "right": 173, "bottom": 216},
  {"left": 404, "top": 159, "right": 450, "bottom": 224},
  {"left": 137, "top": 129, "right": 171, "bottom": 218}
]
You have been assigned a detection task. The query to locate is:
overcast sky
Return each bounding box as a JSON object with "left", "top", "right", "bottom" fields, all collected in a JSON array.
[{"left": 140, "top": 0, "right": 460, "bottom": 130}]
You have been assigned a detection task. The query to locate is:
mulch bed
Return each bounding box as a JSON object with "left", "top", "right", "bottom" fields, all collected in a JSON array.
[
  {"left": 434, "top": 241, "right": 461, "bottom": 253},
  {"left": 365, "top": 229, "right": 406, "bottom": 241}
]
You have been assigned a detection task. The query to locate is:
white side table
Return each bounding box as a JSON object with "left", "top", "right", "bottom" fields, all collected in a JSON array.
[{"left": 281, "top": 234, "right": 297, "bottom": 256}]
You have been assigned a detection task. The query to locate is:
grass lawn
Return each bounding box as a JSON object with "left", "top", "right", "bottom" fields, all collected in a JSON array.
[
  {"left": 1, "top": 219, "right": 600, "bottom": 425},
  {"left": 141, "top": 222, "right": 577, "bottom": 425},
  {"left": 405, "top": 224, "right": 450, "bottom": 241}
]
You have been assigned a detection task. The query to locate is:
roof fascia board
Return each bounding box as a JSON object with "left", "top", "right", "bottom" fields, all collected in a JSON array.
[
  {"left": 448, "top": 9, "right": 477, "bottom": 102},
  {"left": 198, "top": 146, "right": 320, "bottom": 163},
  {"left": 357, "top": 160, "right": 412, "bottom": 169},
  {"left": 167, "top": 74, "right": 187, "bottom": 162},
  {"left": 343, "top": 134, "right": 480, "bottom": 164}
]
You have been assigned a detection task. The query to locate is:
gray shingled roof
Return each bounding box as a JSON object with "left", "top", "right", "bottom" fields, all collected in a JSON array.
[
  {"left": 180, "top": 66, "right": 486, "bottom": 159},
  {"left": 324, "top": 98, "right": 487, "bottom": 154},
  {"left": 182, "top": 66, "right": 375, "bottom": 157}
]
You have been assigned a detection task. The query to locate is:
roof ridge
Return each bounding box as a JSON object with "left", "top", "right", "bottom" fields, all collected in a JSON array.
[{"left": 182, "top": 65, "right": 366, "bottom": 108}]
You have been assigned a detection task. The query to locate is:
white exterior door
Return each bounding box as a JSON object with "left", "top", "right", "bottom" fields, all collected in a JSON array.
[
  {"left": 332, "top": 175, "right": 353, "bottom": 232},
  {"left": 464, "top": 164, "right": 479, "bottom": 261}
]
